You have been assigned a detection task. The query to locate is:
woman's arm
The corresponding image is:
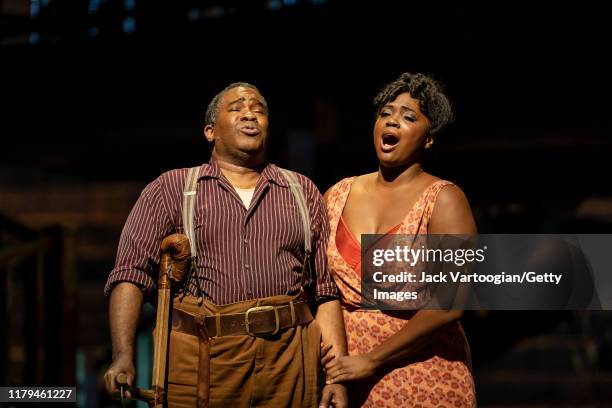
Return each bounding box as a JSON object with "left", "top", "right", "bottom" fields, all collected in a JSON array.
[{"left": 326, "top": 184, "right": 476, "bottom": 383}]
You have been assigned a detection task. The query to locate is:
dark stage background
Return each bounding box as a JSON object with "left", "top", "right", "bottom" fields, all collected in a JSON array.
[{"left": 1, "top": 1, "right": 611, "bottom": 406}]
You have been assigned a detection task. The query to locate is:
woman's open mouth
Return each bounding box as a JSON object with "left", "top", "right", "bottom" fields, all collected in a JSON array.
[{"left": 381, "top": 133, "right": 399, "bottom": 152}]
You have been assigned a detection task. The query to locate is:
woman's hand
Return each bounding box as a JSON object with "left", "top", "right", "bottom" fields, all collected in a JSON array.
[
  {"left": 321, "top": 342, "right": 336, "bottom": 369},
  {"left": 325, "top": 354, "right": 379, "bottom": 384}
]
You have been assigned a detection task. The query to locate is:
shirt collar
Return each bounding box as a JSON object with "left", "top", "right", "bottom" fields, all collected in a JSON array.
[{"left": 198, "top": 156, "right": 289, "bottom": 188}]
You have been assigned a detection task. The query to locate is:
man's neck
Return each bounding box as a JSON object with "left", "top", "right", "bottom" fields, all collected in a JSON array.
[{"left": 214, "top": 156, "right": 265, "bottom": 189}]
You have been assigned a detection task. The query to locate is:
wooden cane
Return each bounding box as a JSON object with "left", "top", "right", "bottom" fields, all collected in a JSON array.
[
  {"left": 113, "top": 233, "right": 192, "bottom": 407},
  {"left": 149, "top": 250, "right": 172, "bottom": 407},
  {"left": 153, "top": 233, "right": 192, "bottom": 406}
]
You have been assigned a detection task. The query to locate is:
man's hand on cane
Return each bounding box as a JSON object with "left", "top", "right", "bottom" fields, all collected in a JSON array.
[{"left": 104, "top": 352, "right": 135, "bottom": 399}]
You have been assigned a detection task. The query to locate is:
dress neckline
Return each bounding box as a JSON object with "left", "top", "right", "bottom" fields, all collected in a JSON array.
[
  {"left": 337, "top": 176, "right": 442, "bottom": 244},
  {"left": 338, "top": 215, "right": 402, "bottom": 250}
]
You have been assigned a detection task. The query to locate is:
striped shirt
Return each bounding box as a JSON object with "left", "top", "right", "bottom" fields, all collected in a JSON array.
[{"left": 104, "top": 157, "right": 338, "bottom": 305}]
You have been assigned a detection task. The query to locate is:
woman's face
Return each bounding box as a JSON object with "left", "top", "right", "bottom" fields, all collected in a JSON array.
[{"left": 373, "top": 92, "right": 432, "bottom": 168}]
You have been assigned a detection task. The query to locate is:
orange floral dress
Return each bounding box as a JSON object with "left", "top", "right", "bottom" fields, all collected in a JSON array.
[{"left": 326, "top": 177, "right": 477, "bottom": 408}]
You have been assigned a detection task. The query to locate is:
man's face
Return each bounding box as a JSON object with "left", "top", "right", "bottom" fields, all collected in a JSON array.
[{"left": 204, "top": 86, "right": 269, "bottom": 165}]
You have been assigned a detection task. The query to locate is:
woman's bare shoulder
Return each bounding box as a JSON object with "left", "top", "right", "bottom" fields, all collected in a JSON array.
[{"left": 429, "top": 183, "right": 477, "bottom": 234}]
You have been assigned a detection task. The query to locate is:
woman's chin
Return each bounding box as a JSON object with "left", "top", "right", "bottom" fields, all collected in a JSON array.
[{"left": 377, "top": 157, "right": 404, "bottom": 168}]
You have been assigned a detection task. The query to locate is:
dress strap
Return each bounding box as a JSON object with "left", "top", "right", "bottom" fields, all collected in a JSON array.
[
  {"left": 324, "top": 177, "right": 354, "bottom": 242},
  {"left": 421, "top": 180, "right": 455, "bottom": 230}
]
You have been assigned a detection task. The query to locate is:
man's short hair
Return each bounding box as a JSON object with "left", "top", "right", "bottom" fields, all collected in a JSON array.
[{"left": 204, "top": 82, "right": 268, "bottom": 126}]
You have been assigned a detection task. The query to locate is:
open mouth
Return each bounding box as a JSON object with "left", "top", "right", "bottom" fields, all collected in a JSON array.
[{"left": 381, "top": 133, "right": 399, "bottom": 151}]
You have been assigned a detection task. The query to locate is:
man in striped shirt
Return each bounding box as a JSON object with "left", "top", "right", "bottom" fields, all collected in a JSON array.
[{"left": 103, "top": 82, "right": 348, "bottom": 407}]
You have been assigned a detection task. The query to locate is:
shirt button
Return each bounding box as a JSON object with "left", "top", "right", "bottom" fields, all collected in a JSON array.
[
  {"left": 246, "top": 288, "right": 253, "bottom": 295},
  {"left": 244, "top": 264, "right": 249, "bottom": 269},
  {"left": 243, "top": 238, "right": 248, "bottom": 244}
]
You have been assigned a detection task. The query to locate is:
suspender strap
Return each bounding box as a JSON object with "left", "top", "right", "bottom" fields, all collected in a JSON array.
[
  {"left": 278, "top": 168, "right": 311, "bottom": 253},
  {"left": 182, "top": 166, "right": 204, "bottom": 303},
  {"left": 181, "top": 166, "right": 313, "bottom": 295},
  {"left": 182, "top": 166, "right": 200, "bottom": 256},
  {"left": 179, "top": 167, "right": 209, "bottom": 408},
  {"left": 278, "top": 168, "right": 312, "bottom": 289}
]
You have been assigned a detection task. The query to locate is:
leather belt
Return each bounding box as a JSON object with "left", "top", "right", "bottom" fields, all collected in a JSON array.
[{"left": 172, "top": 301, "right": 313, "bottom": 337}]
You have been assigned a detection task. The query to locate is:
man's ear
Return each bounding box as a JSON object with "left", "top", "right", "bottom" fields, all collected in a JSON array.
[
  {"left": 425, "top": 134, "right": 435, "bottom": 150},
  {"left": 204, "top": 124, "right": 214, "bottom": 143}
]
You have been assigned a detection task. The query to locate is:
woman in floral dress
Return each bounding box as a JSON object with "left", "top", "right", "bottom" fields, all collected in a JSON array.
[{"left": 323, "top": 73, "right": 477, "bottom": 407}]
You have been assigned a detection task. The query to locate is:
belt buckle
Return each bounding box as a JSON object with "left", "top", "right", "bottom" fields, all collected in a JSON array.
[{"left": 245, "top": 305, "right": 279, "bottom": 336}]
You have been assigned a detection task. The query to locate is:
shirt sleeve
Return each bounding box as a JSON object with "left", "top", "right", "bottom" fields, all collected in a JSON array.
[
  {"left": 308, "top": 181, "right": 339, "bottom": 300},
  {"left": 104, "top": 178, "right": 174, "bottom": 298}
]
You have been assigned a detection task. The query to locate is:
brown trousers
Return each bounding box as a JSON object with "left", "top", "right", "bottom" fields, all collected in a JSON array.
[{"left": 162, "top": 294, "right": 322, "bottom": 408}]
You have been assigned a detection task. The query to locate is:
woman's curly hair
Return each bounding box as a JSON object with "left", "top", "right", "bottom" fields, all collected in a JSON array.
[{"left": 373, "top": 72, "right": 453, "bottom": 134}]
